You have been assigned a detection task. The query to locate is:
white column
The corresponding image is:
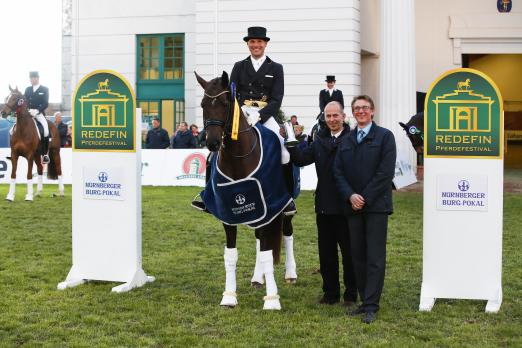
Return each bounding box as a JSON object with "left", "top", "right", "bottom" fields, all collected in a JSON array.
[{"left": 379, "top": 0, "right": 417, "bottom": 168}]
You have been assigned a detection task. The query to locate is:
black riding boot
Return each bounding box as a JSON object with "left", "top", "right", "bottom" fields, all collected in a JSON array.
[
  {"left": 282, "top": 163, "right": 297, "bottom": 216},
  {"left": 191, "top": 153, "right": 212, "bottom": 213},
  {"left": 41, "top": 137, "right": 50, "bottom": 164}
]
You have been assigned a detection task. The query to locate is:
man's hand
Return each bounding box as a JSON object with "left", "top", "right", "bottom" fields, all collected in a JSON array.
[
  {"left": 29, "top": 109, "right": 39, "bottom": 117},
  {"left": 349, "top": 193, "right": 365, "bottom": 211}
]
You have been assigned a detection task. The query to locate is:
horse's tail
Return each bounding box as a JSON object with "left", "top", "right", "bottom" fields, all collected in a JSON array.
[
  {"left": 266, "top": 215, "right": 283, "bottom": 264},
  {"left": 47, "top": 149, "right": 58, "bottom": 180}
]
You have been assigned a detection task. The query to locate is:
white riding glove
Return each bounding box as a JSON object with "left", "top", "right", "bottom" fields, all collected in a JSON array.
[
  {"left": 29, "top": 109, "right": 39, "bottom": 117},
  {"left": 245, "top": 109, "right": 260, "bottom": 126}
]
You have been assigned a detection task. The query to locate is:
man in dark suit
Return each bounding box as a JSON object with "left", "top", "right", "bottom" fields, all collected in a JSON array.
[
  {"left": 287, "top": 101, "right": 357, "bottom": 306},
  {"left": 334, "top": 95, "right": 396, "bottom": 324},
  {"left": 54, "top": 112, "right": 68, "bottom": 147},
  {"left": 319, "top": 75, "right": 344, "bottom": 113},
  {"left": 24, "top": 71, "right": 50, "bottom": 163}
]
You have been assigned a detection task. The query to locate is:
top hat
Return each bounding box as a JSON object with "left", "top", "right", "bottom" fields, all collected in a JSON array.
[
  {"left": 29, "top": 71, "right": 39, "bottom": 78},
  {"left": 325, "top": 75, "right": 336, "bottom": 82},
  {"left": 243, "top": 27, "right": 270, "bottom": 42}
]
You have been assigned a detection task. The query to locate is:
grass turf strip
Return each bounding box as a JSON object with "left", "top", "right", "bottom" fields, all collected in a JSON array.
[{"left": 0, "top": 185, "right": 520, "bottom": 347}]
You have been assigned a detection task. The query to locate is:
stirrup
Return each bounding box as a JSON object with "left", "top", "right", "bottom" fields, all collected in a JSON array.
[
  {"left": 191, "top": 195, "right": 209, "bottom": 213},
  {"left": 283, "top": 201, "right": 297, "bottom": 216}
]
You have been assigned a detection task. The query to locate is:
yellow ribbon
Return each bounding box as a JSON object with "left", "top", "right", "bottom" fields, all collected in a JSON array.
[{"left": 231, "top": 97, "right": 240, "bottom": 140}]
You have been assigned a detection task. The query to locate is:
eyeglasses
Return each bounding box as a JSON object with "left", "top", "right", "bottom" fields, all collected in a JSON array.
[{"left": 353, "top": 105, "right": 371, "bottom": 112}]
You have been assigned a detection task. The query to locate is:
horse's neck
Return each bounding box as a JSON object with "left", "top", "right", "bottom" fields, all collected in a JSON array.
[{"left": 219, "top": 118, "right": 260, "bottom": 180}]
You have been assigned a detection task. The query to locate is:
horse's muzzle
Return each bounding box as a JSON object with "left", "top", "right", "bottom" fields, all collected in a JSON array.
[{"left": 207, "top": 139, "right": 221, "bottom": 152}]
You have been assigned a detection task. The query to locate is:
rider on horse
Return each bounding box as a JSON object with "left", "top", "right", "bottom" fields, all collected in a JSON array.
[
  {"left": 24, "top": 71, "right": 50, "bottom": 164},
  {"left": 192, "top": 26, "right": 297, "bottom": 216}
]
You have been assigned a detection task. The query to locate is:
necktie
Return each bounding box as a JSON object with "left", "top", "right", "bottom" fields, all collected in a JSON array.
[{"left": 357, "top": 130, "right": 365, "bottom": 144}]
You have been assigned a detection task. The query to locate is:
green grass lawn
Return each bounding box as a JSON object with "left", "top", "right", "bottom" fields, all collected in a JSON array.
[{"left": 0, "top": 185, "right": 521, "bottom": 347}]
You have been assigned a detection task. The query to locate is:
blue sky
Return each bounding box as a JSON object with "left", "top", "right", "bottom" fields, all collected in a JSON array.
[{"left": 0, "top": 0, "right": 62, "bottom": 103}]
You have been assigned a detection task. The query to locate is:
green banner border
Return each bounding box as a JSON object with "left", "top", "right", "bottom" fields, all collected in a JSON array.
[
  {"left": 424, "top": 68, "right": 504, "bottom": 159},
  {"left": 72, "top": 70, "right": 137, "bottom": 153}
]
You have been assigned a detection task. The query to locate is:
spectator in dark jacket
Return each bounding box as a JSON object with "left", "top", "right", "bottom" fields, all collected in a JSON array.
[
  {"left": 287, "top": 101, "right": 357, "bottom": 306},
  {"left": 54, "top": 112, "right": 68, "bottom": 147},
  {"left": 145, "top": 118, "right": 170, "bottom": 149},
  {"left": 171, "top": 122, "right": 196, "bottom": 149}
]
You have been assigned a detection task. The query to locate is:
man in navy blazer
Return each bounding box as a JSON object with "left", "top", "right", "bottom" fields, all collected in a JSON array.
[
  {"left": 24, "top": 71, "right": 50, "bottom": 163},
  {"left": 334, "top": 95, "right": 396, "bottom": 324}
]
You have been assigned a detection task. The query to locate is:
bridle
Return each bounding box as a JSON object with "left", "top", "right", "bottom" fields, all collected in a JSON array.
[
  {"left": 1, "top": 92, "right": 26, "bottom": 117},
  {"left": 202, "top": 85, "right": 257, "bottom": 158}
]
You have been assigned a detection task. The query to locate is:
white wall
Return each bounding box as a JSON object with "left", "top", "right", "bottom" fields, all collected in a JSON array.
[{"left": 194, "top": 0, "right": 361, "bottom": 131}]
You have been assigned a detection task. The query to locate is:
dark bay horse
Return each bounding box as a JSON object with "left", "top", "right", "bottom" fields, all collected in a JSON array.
[
  {"left": 196, "top": 71, "right": 296, "bottom": 310},
  {"left": 399, "top": 112, "right": 424, "bottom": 154},
  {"left": 1, "top": 86, "right": 63, "bottom": 201}
]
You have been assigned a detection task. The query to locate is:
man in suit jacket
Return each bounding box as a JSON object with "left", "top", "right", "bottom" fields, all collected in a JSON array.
[
  {"left": 24, "top": 71, "right": 50, "bottom": 163},
  {"left": 287, "top": 101, "right": 357, "bottom": 306},
  {"left": 319, "top": 75, "right": 344, "bottom": 113},
  {"left": 334, "top": 95, "right": 396, "bottom": 324}
]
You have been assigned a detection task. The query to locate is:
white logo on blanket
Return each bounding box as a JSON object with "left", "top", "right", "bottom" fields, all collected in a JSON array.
[{"left": 235, "top": 194, "right": 246, "bottom": 205}]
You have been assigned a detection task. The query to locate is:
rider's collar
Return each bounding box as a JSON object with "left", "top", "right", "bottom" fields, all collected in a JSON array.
[{"left": 32, "top": 84, "right": 41, "bottom": 92}]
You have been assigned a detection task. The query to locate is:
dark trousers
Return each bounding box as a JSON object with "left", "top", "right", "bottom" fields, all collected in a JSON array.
[
  {"left": 347, "top": 213, "right": 388, "bottom": 312},
  {"left": 316, "top": 214, "right": 357, "bottom": 301}
]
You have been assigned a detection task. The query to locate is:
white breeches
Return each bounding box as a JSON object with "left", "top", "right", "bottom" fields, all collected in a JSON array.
[
  {"left": 241, "top": 105, "right": 290, "bottom": 164},
  {"left": 33, "top": 111, "right": 49, "bottom": 137}
]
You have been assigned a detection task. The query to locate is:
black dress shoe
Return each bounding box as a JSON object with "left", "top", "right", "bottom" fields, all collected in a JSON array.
[
  {"left": 343, "top": 300, "right": 356, "bottom": 308},
  {"left": 283, "top": 201, "right": 297, "bottom": 216},
  {"left": 191, "top": 200, "right": 209, "bottom": 213},
  {"left": 362, "top": 311, "right": 377, "bottom": 324},
  {"left": 318, "top": 296, "right": 340, "bottom": 305},
  {"left": 349, "top": 306, "right": 365, "bottom": 316}
]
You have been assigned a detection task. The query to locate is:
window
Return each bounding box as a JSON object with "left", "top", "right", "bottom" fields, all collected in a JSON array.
[{"left": 138, "top": 34, "right": 184, "bottom": 82}]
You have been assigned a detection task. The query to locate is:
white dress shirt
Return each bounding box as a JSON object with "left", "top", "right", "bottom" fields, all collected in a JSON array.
[{"left": 250, "top": 55, "right": 266, "bottom": 72}]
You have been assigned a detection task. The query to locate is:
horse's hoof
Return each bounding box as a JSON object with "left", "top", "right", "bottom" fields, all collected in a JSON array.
[
  {"left": 263, "top": 295, "right": 281, "bottom": 310},
  {"left": 25, "top": 195, "right": 33, "bottom": 202},
  {"left": 251, "top": 281, "right": 264, "bottom": 289},
  {"left": 5, "top": 196, "right": 14, "bottom": 202},
  {"left": 285, "top": 278, "right": 297, "bottom": 284},
  {"left": 220, "top": 292, "right": 237, "bottom": 307}
]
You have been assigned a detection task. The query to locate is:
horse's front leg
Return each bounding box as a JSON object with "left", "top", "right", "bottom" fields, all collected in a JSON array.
[
  {"left": 6, "top": 154, "right": 17, "bottom": 201},
  {"left": 283, "top": 215, "right": 297, "bottom": 284},
  {"left": 25, "top": 155, "right": 34, "bottom": 201},
  {"left": 259, "top": 226, "right": 282, "bottom": 310},
  {"left": 250, "top": 229, "right": 265, "bottom": 288},
  {"left": 220, "top": 224, "right": 238, "bottom": 307},
  {"left": 35, "top": 157, "right": 43, "bottom": 196}
]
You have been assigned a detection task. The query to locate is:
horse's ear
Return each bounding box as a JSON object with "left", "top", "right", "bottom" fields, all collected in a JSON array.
[
  {"left": 194, "top": 71, "right": 208, "bottom": 90},
  {"left": 399, "top": 122, "right": 408, "bottom": 130},
  {"left": 9, "top": 85, "right": 13, "bottom": 92},
  {"left": 221, "top": 71, "right": 229, "bottom": 89}
]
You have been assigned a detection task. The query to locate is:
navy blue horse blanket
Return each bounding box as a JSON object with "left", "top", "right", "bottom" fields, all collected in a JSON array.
[{"left": 201, "top": 123, "right": 299, "bottom": 228}]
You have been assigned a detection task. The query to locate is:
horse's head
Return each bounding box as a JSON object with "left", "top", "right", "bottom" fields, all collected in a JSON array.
[
  {"left": 1, "top": 86, "right": 26, "bottom": 118},
  {"left": 399, "top": 112, "right": 424, "bottom": 154},
  {"left": 195, "top": 71, "right": 231, "bottom": 152}
]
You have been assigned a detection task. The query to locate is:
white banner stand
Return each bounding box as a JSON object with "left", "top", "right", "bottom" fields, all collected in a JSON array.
[
  {"left": 419, "top": 68, "right": 503, "bottom": 313},
  {"left": 58, "top": 108, "right": 154, "bottom": 293}
]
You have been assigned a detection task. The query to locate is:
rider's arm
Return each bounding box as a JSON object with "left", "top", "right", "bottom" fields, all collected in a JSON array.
[{"left": 259, "top": 63, "right": 283, "bottom": 124}]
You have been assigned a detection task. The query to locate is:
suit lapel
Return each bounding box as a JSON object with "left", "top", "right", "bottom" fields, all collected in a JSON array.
[{"left": 254, "top": 56, "right": 271, "bottom": 79}]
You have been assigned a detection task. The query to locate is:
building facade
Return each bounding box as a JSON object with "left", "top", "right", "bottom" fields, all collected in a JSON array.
[{"left": 64, "top": 0, "right": 522, "bottom": 167}]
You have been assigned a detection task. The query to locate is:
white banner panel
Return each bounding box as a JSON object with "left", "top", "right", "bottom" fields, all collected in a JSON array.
[
  {"left": 437, "top": 174, "right": 488, "bottom": 211},
  {"left": 0, "top": 148, "right": 319, "bottom": 190}
]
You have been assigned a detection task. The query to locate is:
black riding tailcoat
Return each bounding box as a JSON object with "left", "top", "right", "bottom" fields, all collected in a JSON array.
[
  {"left": 319, "top": 89, "right": 344, "bottom": 113},
  {"left": 230, "top": 56, "right": 284, "bottom": 123},
  {"left": 288, "top": 124, "right": 349, "bottom": 215},
  {"left": 24, "top": 85, "right": 49, "bottom": 115}
]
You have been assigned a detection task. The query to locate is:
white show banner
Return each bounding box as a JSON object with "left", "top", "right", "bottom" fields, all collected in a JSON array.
[{"left": 0, "top": 148, "right": 319, "bottom": 190}]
